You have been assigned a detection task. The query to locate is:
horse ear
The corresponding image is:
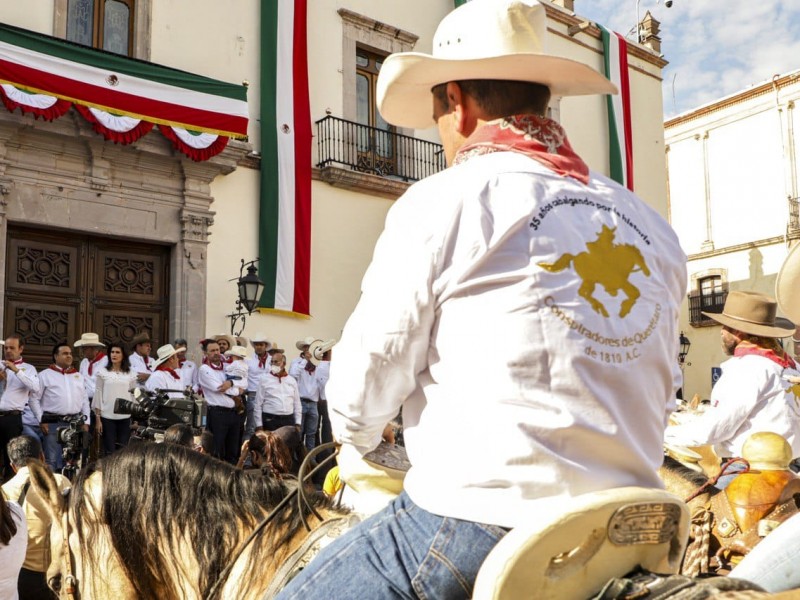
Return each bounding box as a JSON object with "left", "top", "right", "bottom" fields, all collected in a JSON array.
[{"left": 28, "top": 459, "right": 65, "bottom": 521}]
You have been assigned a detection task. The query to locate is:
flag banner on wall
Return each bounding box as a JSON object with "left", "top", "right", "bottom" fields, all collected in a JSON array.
[
  {"left": 598, "top": 24, "right": 634, "bottom": 191},
  {"left": 259, "top": 0, "right": 312, "bottom": 317},
  {"left": 0, "top": 22, "right": 248, "bottom": 161}
]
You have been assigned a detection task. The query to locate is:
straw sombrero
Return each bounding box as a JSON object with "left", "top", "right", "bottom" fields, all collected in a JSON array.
[{"left": 376, "top": 0, "right": 617, "bottom": 130}]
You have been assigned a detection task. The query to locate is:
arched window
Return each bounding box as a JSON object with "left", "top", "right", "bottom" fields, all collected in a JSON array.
[{"left": 66, "top": 0, "right": 134, "bottom": 56}]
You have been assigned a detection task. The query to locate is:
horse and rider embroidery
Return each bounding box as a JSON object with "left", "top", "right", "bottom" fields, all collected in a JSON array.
[{"left": 538, "top": 225, "right": 651, "bottom": 318}]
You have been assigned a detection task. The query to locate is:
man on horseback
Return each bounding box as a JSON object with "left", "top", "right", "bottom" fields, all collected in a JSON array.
[
  {"left": 665, "top": 291, "right": 800, "bottom": 466},
  {"left": 278, "top": 1, "right": 687, "bottom": 598}
]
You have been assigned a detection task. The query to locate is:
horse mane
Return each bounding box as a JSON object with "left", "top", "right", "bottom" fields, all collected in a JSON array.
[
  {"left": 661, "top": 455, "right": 709, "bottom": 488},
  {"left": 71, "top": 442, "right": 336, "bottom": 600}
]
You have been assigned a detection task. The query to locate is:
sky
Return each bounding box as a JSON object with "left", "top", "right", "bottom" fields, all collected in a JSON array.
[{"left": 574, "top": 1, "right": 800, "bottom": 118}]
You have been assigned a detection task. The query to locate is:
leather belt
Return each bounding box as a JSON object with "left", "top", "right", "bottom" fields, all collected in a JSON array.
[{"left": 0, "top": 410, "right": 22, "bottom": 417}]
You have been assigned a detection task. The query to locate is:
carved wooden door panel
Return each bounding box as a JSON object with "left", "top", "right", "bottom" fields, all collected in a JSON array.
[{"left": 4, "top": 227, "right": 169, "bottom": 369}]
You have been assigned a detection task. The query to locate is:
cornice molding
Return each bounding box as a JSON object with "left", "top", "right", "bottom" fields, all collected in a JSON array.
[
  {"left": 666, "top": 72, "right": 800, "bottom": 129},
  {"left": 313, "top": 166, "right": 409, "bottom": 199}
]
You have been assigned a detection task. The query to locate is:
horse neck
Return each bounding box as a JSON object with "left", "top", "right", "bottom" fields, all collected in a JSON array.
[{"left": 223, "top": 506, "right": 339, "bottom": 600}]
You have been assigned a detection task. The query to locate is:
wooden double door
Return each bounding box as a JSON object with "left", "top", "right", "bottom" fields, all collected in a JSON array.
[{"left": 4, "top": 227, "right": 170, "bottom": 369}]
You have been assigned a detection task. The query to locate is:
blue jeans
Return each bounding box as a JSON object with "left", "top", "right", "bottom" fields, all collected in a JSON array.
[
  {"left": 43, "top": 418, "right": 71, "bottom": 471},
  {"left": 277, "top": 490, "right": 507, "bottom": 600},
  {"left": 244, "top": 391, "right": 258, "bottom": 440},
  {"left": 729, "top": 511, "right": 800, "bottom": 592},
  {"left": 300, "top": 399, "right": 319, "bottom": 451}
]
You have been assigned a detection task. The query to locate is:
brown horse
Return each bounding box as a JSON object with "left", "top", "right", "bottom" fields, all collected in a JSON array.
[{"left": 29, "top": 442, "right": 350, "bottom": 600}]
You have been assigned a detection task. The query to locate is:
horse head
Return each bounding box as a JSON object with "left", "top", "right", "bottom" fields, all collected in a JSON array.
[
  {"left": 28, "top": 460, "right": 135, "bottom": 599},
  {"left": 27, "top": 460, "right": 71, "bottom": 598}
]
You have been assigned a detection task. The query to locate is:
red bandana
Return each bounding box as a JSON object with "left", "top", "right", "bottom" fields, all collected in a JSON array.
[
  {"left": 207, "top": 361, "right": 224, "bottom": 371},
  {"left": 453, "top": 115, "right": 590, "bottom": 184},
  {"left": 49, "top": 364, "right": 77, "bottom": 375},
  {"left": 734, "top": 343, "right": 797, "bottom": 369},
  {"left": 12, "top": 358, "right": 23, "bottom": 366},
  {"left": 258, "top": 354, "right": 268, "bottom": 369},
  {"left": 88, "top": 352, "right": 106, "bottom": 376},
  {"left": 157, "top": 365, "right": 181, "bottom": 380}
]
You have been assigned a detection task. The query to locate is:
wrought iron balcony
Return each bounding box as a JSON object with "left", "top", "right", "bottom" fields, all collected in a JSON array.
[
  {"left": 315, "top": 115, "right": 446, "bottom": 182},
  {"left": 688, "top": 289, "right": 727, "bottom": 327}
]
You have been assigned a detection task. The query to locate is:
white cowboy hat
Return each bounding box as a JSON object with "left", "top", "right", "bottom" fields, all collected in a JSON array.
[
  {"left": 312, "top": 339, "right": 337, "bottom": 361},
  {"left": 295, "top": 336, "right": 317, "bottom": 351},
  {"left": 249, "top": 332, "right": 270, "bottom": 345},
  {"left": 152, "top": 343, "right": 184, "bottom": 369},
  {"left": 74, "top": 332, "right": 105, "bottom": 348},
  {"left": 702, "top": 291, "right": 795, "bottom": 338},
  {"left": 224, "top": 345, "right": 248, "bottom": 359},
  {"left": 376, "top": 0, "right": 618, "bottom": 130},
  {"left": 776, "top": 242, "right": 800, "bottom": 325}
]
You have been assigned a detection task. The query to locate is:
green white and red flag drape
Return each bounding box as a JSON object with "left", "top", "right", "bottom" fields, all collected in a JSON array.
[
  {"left": 598, "top": 25, "right": 634, "bottom": 191},
  {"left": 259, "top": 0, "right": 311, "bottom": 317},
  {"left": 0, "top": 23, "right": 248, "bottom": 161}
]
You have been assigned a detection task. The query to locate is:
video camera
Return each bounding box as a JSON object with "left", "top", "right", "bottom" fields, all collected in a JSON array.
[
  {"left": 40, "top": 413, "right": 91, "bottom": 454},
  {"left": 114, "top": 387, "right": 206, "bottom": 439}
]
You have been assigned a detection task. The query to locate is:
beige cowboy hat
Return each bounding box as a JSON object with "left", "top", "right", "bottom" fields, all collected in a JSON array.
[
  {"left": 776, "top": 242, "right": 800, "bottom": 324},
  {"left": 376, "top": 0, "right": 618, "bottom": 130},
  {"left": 74, "top": 332, "right": 105, "bottom": 348},
  {"left": 295, "top": 336, "right": 317, "bottom": 351},
  {"left": 214, "top": 333, "right": 236, "bottom": 349},
  {"left": 312, "top": 339, "right": 337, "bottom": 361},
  {"left": 224, "top": 345, "right": 248, "bottom": 360},
  {"left": 152, "top": 343, "right": 185, "bottom": 369},
  {"left": 702, "top": 291, "right": 795, "bottom": 338}
]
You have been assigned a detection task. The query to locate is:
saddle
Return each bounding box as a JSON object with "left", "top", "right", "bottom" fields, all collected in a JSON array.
[
  {"left": 708, "top": 433, "right": 800, "bottom": 571},
  {"left": 472, "top": 487, "right": 690, "bottom": 600}
]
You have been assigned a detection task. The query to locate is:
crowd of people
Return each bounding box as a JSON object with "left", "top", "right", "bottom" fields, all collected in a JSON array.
[{"left": 0, "top": 329, "right": 336, "bottom": 598}]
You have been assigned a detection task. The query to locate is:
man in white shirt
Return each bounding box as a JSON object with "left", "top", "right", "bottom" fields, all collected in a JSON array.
[
  {"left": 0, "top": 336, "right": 40, "bottom": 480},
  {"left": 254, "top": 351, "right": 301, "bottom": 432},
  {"left": 74, "top": 333, "right": 107, "bottom": 403},
  {"left": 74, "top": 332, "right": 107, "bottom": 454},
  {"left": 146, "top": 344, "right": 187, "bottom": 399},
  {"left": 175, "top": 338, "right": 198, "bottom": 392},
  {"left": 198, "top": 339, "right": 243, "bottom": 463},
  {"left": 296, "top": 361, "right": 319, "bottom": 452},
  {"left": 289, "top": 337, "right": 315, "bottom": 379},
  {"left": 314, "top": 340, "right": 336, "bottom": 454},
  {"left": 277, "top": 2, "right": 687, "bottom": 598},
  {"left": 665, "top": 291, "right": 800, "bottom": 460},
  {"left": 244, "top": 333, "right": 271, "bottom": 440},
  {"left": 34, "top": 342, "right": 90, "bottom": 471},
  {"left": 128, "top": 332, "right": 153, "bottom": 385}
]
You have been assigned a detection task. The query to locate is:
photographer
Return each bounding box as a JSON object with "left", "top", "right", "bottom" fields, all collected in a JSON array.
[{"left": 33, "top": 342, "right": 89, "bottom": 471}]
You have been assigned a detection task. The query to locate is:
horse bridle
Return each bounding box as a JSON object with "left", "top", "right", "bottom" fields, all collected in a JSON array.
[
  {"left": 204, "top": 442, "right": 340, "bottom": 600},
  {"left": 49, "top": 489, "right": 80, "bottom": 600}
]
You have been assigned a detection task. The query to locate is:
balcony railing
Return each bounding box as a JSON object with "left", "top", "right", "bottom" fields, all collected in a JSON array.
[
  {"left": 315, "top": 115, "right": 446, "bottom": 183},
  {"left": 688, "top": 289, "right": 727, "bottom": 326}
]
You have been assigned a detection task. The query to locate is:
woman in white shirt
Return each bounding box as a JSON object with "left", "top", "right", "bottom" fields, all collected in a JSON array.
[
  {"left": 0, "top": 493, "right": 27, "bottom": 600},
  {"left": 93, "top": 342, "right": 137, "bottom": 455}
]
